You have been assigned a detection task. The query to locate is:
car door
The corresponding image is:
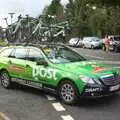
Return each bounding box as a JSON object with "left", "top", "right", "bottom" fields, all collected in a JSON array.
[
  {"left": 25, "top": 47, "right": 51, "bottom": 83},
  {"left": 25, "top": 47, "right": 58, "bottom": 86},
  {"left": 8, "top": 47, "right": 27, "bottom": 78}
]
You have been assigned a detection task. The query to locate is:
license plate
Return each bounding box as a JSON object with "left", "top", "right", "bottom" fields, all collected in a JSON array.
[
  {"left": 110, "top": 85, "right": 120, "bottom": 91},
  {"left": 109, "top": 47, "right": 114, "bottom": 50}
]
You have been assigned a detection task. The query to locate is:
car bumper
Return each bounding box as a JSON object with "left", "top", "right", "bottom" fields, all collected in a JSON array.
[
  {"left": 81, "top": 84, "right": 120, "bottom": 98},
  {"left": 93, "top": 44, "right": 101, "bottom": 48},
  {"left": 109, "top": 45, "right": 120, "bottom": 51},
  {"left": 109, "top": 45, "right": 115, "bottom": 51}
]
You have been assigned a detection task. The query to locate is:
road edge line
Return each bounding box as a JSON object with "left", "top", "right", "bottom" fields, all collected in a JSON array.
[
  {"left": 61, "top": 115, "right": 75, "bottom": 120},
  {"left": 0, "top": 112, "right": 11, "bottom": 120},
  {"left": 52, "top": 102, "right": 66, "bottom": 111}
]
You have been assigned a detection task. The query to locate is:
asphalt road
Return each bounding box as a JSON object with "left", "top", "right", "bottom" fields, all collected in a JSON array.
[
  {"left": 73, "top": 48, "right": 120, "bottom": 62},
  {"left": 0, "top": 48, "right": 120, "bottom": 120}
]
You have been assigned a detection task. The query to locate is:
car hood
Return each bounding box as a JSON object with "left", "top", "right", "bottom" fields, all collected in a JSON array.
[{"left": 53, "top": 60, "right": 115, "bottom": 77}]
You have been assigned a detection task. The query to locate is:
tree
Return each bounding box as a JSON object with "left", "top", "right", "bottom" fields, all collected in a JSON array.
[
  {"left": 64, "top": 0, "right": 120, "bottom": 38},
  {"left": 46, "top": 0, "right": 64, "bottom": 21},
  {"left": 5, "top": 0, "right": 120, "bottom": 43}
]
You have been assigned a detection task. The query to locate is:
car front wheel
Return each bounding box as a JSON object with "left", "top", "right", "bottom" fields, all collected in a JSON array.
[
  {"left": 58, "top": 81, "right": 79, "bottom": 104},
  {"left": 0, "top": 71, "right": 12, "bottom": 88}
]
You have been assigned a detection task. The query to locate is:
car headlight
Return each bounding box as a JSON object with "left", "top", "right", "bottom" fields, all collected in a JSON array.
[
  {"left": 79, "top": 75, "right": 101, "bottom": 85},
  {"left": 79, "top": 75, "right": 95, "bottom": 84},
  {"left": 95, "top": 79, "right": 102, "bottom": 85}
]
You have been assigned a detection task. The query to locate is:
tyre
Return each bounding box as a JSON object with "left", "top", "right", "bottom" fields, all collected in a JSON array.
[
  {"left": 114, "top": 45, "right": 120, "bottom": 52},
  {"left": 82, "top": 44, "right": 85, "bottom": 49},
  {"left": 58, "top": 80, "right": 79, "bottom": 104},
  {"left": 0, "top": 71, "right": 12, "bottom": 89},
  {"left": 91, "top": 45, "right": 94, "bottom": 49}
]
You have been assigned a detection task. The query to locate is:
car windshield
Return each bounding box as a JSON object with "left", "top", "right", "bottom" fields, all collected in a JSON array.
[
  {"left": 93, "top": 39, "right": 100, "bottom": 42},
  {"left": 91, "top": 37, "right": 100, "bottom": 41},
  {"left": 42, "top": 45, "right": 86, "bottom": 64}
]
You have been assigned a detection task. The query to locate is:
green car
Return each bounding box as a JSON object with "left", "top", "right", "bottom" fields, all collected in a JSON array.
[{"left": 0, "top": 44, "right": 120, "bottom": 104}]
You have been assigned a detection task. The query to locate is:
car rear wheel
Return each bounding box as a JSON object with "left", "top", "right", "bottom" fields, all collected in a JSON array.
[
  {"left": 82, "top": 44, "right": 85, "bottom": 49},
  {"left": 114, "top": 45, "right": 120, "bottom": 52},
  {"left": 0, "top": 71, "right": 12, "bottom": 88},
  {"left": 58, "top": 80, "right": 79, "bottom": 104},
  {"left": 91, "top": 45, "right": 94, "bottom": 49}
]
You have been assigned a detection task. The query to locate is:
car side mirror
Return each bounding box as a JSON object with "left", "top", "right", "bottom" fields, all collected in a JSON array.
[{"left": 36, "top": 59, "right": 48, "bottom": 66}]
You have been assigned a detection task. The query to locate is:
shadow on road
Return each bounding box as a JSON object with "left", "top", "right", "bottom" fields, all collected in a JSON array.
[
  {"left": 11, "top": 82, "right": 46, "bottom": 96},
  {"left": 6, "top": 82, "right": 120, "bottom": 109},
  {"left": 73, "top": 94, "right": 120, "bottom": 108}
]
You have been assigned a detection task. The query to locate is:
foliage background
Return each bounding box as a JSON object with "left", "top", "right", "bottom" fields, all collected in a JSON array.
[{"left": 0, "top": 0, "right": 120, "bottom": 42}]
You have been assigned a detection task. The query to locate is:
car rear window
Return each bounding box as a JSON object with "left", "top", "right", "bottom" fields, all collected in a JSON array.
[
  {"left": 14, "top": 48, "right": 27, "bottom": 59},
  {"left": 0, "top": 48, "right": 13, "bottom": 57}
]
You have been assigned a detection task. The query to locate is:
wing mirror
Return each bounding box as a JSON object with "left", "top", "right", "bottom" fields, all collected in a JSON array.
[{"left": 36, "top": 59, "right": 48, "bottom": 66}]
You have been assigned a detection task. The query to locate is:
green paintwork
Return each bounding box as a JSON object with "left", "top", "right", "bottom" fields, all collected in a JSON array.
[{"left": 0, "top": 46, "right": 119, "bottom": 95}]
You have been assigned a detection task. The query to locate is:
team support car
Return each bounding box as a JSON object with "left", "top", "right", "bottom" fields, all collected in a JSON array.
[{"left": 0, "top": 44, "right": 120, "bottom": 104}]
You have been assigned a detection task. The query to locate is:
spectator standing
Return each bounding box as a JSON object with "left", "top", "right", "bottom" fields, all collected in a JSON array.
[{"left": 103, "top": 35, "right": 110, "bottom": 52}]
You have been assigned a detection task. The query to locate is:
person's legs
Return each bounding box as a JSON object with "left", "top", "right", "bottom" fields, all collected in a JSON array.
[
  {"left": 105, "top": 44, "right": 109, "bottom": 52},
  {"left": 102, "top": 44, "right": 106, "bottom": 51}
]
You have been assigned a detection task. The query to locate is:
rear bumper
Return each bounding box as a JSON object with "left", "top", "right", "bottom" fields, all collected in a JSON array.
[
  {"left": 91, "top": 44, "right": 102, "bottom": 49},
  {"left": 109, "top": 45, "right": 115, "bottom": 51},
  {"left": 81, "top": 84, "right": 120, "bottom": 98}
]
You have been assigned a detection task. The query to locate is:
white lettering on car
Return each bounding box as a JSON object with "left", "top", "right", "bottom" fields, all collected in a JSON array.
[
  {"left": 47, "top": 69, "right": 53, "bottom": 79},
  {"left": 85, "top": 88, "right": 103, "bottom": 92},
  {"left": 32, "top": 66, "right": 57, "bottom": 80},
  {"left": 39, "top": 67, "right": 47, "bottom": 78}
]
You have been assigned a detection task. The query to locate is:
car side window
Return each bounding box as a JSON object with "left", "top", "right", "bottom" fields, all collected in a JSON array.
[
  {"left": 0, "top": 48, "right": 13, "bottom": 57},
  {"left": 14, "top": 48, "right": 27, "bottom": 59},
  {"left": 27, "top": 48, "right": 45, "bottom": 62}
]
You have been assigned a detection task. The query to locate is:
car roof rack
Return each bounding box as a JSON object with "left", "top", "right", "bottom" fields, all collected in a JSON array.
[{"left": 7, "top": 42, "right": 66, "bottom": 48}]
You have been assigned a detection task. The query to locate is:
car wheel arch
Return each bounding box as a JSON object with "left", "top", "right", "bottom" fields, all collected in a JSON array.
[
  {"left": 57, "top": 78, "right": 80, "bottom": 94},
  {"left": 0, "top": 68, "right": 11, "bottom": 80},
  {"left": 0, "top": 69, "right": 12, "bottom": 89},
  {"left": 57, "top": 78, "right": 80, "bottom": 104},
  {"left": 91, "top": 45, "right": 94, "bottom": 49},
  {"left": 0, "top": 68, "right": 9, "bottom": 75}
]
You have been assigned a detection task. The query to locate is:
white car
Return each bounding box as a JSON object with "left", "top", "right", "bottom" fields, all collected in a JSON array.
[
  {"left": 68, "top": 38, "right": 83, "bottom": 47},
  {"left": 82, "top": 37, "right": 102, "bottom": 49}
]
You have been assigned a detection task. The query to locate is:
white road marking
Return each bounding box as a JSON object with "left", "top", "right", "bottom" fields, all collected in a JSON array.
[
  {"left": 0, "top": 112, "right": 11, "bottom": 120},
  {"left": 61, "top": 115, "right": 74, "bottom": 120},
  {"left": 46, "top": 95, "right": 56, "bottom": 101},
  {"left": 52, "top": 102, "right": 66, "bottom": 111},
  {"left": 84, "top": 54, "right": 104, "bottom": 59}
]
